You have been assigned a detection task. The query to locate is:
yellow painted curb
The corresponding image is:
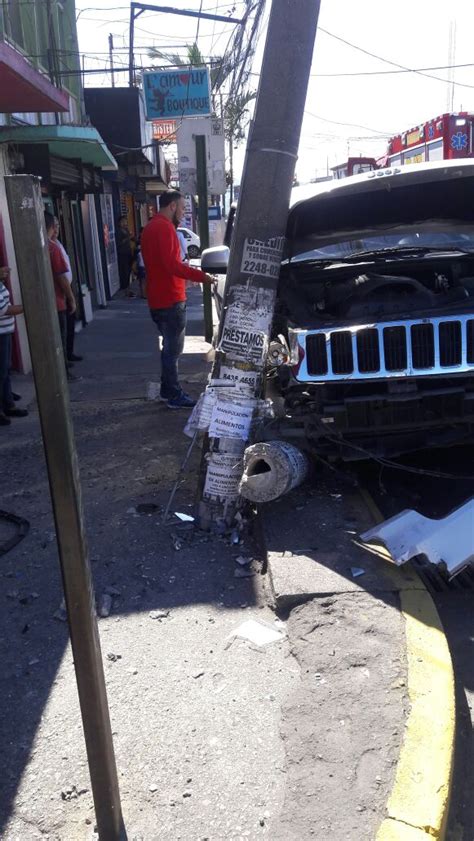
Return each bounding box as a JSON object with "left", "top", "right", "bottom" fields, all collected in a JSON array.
[
  {"left": 382, "top": 589, "right": 455, "bottom": 838},
  {"left": 377, "top": 817, "right": 436, "bottom": 840},
  {"left": 358, "top": 490, "right": 456, "bottom": 841}
]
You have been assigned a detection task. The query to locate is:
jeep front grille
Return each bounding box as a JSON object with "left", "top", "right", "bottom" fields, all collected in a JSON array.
[{"left": 295, "top": 315, "right": 474, "bottom": 381}]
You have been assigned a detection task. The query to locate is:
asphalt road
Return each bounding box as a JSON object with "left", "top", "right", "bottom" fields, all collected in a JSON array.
[{"left": 356, "top": 446, "right": 474, "bottom": 841}]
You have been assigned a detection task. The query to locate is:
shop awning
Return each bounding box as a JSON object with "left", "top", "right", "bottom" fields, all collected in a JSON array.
[
  {"left": 0, "top": 41, "right": 69, "bottom": 113},
  {"left": 0, "top": 124, "right": 117, "bottom": 170},
  {"left": 145, "top": 177, "right": 169, "bottom": 194}
]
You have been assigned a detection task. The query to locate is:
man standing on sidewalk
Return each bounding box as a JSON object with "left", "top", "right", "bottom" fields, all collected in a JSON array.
[
  {"left": 116, "top": 215, "right": 135, "bottom": 298},
  {"left": 141, "top": 190, "right": 215, "bottom": 409},
  {"left": 52, "top": 217, "right": 83, "bottom": 364},
  {"left": 44, "top": 212, "right": 77, "bottom": 381}
]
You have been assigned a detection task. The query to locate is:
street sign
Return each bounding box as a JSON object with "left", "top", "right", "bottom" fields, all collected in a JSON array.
[
  {"left": 143, "top": 68, "right": 211, "bottom": 120},
  {"left": 152, "top": 119, "right": 177, "bottom": 141},
  {"left": 177, "top": 115, "right": 226, "bottom": 196}
]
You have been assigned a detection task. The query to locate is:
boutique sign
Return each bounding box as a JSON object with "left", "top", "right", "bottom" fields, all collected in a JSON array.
[{"left": 143, "top": 68, "right": 211, "bottom": 120}]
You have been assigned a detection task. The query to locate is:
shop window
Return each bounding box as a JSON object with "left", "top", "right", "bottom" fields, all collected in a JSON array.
[{"left": 4, "top": 0, "right": 24, "bottom": 47}]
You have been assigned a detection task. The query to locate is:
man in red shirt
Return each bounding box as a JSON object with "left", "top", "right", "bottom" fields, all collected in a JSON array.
[
  {"left": 141, "top": 190, "right": 215, "bottom": 409},
  {"left": 44, "top": 212, "right": 76, "bottom": 381}
]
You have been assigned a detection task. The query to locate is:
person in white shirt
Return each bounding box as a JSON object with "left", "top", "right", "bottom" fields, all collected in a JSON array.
[
  {"left": 0, "top": 266, "right": 28, "bottom": 426},
  {"left": 53, "top": 217, "right": 83, "bottom": 363}
]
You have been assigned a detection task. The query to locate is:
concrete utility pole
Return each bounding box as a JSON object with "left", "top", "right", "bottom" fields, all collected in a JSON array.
[
  {"left": 109, "top": 33, "right": 115, "bottom": 87},
  {"left": 198, "top": 0, "right": 321, "bottom": 529},
  {"left": 5, "top": 175, "right": 124, "bottom": 841}
]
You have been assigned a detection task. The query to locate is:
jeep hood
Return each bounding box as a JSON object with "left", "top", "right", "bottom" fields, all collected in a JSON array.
[{"left": 286, "top": 159, "right": 474, "bottom": 255}]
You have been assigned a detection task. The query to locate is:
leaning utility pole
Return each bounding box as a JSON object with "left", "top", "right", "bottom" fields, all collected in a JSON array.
[
  {"left": 198, "top": 0, "right": 321, "bottom": 529},
  {"left": 6, "top": 175, "right": 124, "bottom": 841}
]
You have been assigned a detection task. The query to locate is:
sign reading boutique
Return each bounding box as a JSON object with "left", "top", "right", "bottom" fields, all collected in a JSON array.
[{"left": 143, "top": 68, "right": 211, "bottom": 120}]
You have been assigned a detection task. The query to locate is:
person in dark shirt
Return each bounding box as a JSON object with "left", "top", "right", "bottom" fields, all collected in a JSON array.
[{"left": 116, "top": 215, "right": 135, "bottom": 297}]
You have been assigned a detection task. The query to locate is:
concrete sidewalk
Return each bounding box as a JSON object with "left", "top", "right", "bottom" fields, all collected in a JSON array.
[
  {"left": 1, "top": 289, "right": 294, "bottom": 841},
  {"left": 1, "top": 288, "right": 454, "bottom": 840}
]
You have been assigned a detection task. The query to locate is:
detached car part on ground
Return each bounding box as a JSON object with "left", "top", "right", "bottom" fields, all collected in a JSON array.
[{"left": 203, "top": 160, "right": 474, "bottom": 463}]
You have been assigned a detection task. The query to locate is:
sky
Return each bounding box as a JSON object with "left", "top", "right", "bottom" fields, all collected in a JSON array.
[{"left": 76, "top": 0, "right": 474, "bottom": 184}]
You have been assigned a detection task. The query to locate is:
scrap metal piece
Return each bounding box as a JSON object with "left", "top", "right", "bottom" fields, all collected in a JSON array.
[{"left": 360, "top": 498, "right": 474, "bottom": 578}]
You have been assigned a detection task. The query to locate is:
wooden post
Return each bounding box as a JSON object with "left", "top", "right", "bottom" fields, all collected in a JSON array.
[{"left": 5, "top": 174, "right": 124, "bottom": 841}]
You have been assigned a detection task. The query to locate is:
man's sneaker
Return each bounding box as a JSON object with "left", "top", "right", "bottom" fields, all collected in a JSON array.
[{"left": 167, "top": 393, "right": 196, "bottom": 410}]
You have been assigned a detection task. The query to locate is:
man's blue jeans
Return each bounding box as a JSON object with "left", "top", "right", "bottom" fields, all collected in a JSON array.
[
  {"left": 0, "top": 333, "right": 13, "bottom": 412},
  {"left": 150, "top": 302, "right": 186, "bottom": 399}
]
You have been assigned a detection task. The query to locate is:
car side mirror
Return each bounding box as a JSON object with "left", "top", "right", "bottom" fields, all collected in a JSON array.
[{"left": 201, "top": 245, "right": 229, "bottom": 275}]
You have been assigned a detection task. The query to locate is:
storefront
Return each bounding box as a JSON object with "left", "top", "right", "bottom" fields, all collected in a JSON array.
[{"left": 0, "top": 123, "right": 117, "bottom": 328}]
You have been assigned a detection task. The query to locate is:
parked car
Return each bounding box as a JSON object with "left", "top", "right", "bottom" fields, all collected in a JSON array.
[
  {"left": 177, "top": 227, "right": 201, "bottom": 259},
  {"left": 202, "top": 160, "right": 474, "bottom": 461}
]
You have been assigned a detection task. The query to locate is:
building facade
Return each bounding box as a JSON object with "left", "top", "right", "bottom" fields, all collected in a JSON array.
[{"left": 0, "top": 0, "right": 116, "bottom": 372}]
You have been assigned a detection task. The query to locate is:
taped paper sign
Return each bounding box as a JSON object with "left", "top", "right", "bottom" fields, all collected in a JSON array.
[
  {"left": 183, "top": 388, "right": 217, "bottom": 437},
  {"left": 220, "top": 325, "right": 268, "bottom": 365},
  {"left": 241, "top": 236, "right": 285, "bottom": 279},
  {"left": 203, "top": 454, "right": 243, "bottom": 500},
  {"left": 224, "top": 286, "right": 275, "bottom": 335},
  {"left": 220, "top": 364, "right": 259, "bottom": 392},
  {"left": 208, "top": 396, "right": 255, "bottom": 439}
]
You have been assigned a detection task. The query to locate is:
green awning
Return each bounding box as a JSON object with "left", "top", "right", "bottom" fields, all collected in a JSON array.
[{"left": 0, "top": 124, "right": 117, "bottom": 170}]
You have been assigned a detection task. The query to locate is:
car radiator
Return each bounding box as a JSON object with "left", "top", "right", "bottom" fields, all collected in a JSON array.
[{"left": 291, "top": 314, "right": 474, "bottom": 382}]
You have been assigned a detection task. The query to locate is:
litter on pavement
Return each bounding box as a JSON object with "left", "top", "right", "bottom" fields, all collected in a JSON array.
[
  {"left": 174, "top": 512, "right": 195, "bottom": 522},
  {"left": 350, "top": 567, "right": 366, "bottom": 578},
  {"left": 227, "top": 618, "right": 286, "bottom": 648},
  {"left": 359, "top": 497, "right": 474, "bottom": 578}
]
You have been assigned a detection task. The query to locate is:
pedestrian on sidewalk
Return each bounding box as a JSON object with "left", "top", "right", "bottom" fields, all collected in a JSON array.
[
  {"left": 0, "top": 266, "right": 28, "bottom": 426},
  {"left": 141, "top": 190, "right": 215, "bottom": 409},
  {"left": 44, "top": 212, "right": 77, "bottom": 382},
  {"left": 135, "top": 228, "right": 147, "bottom": 299},
  {"left": 52, "top": 217, "right": 83, "bottom": 364},
  {"left": 116, "top": 215, "right": 136, "bottom": 298}
]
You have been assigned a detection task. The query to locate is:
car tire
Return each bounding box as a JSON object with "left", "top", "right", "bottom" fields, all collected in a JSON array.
[{"left": 188, "top": 245, "right": 200, "bottom": 259}]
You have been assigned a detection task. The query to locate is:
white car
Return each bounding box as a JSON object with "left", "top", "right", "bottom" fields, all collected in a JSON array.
[{"left": 177, "top": 227, "right": 201, "bottom": 259}]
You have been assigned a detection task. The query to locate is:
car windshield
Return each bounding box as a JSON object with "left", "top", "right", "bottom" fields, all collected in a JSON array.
[{"left": 290, "top": 227, "right": 474, "bottom": 262}]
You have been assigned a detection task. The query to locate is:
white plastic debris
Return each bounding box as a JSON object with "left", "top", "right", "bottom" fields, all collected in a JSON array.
[
  {"left": 239, "top": 441, "right": 309, "bottom": 503},
  {"left": 359, "top": 498, "right": 474, "bottom": 578},
  {"left": 175, "top": 512, "right": 194, "bottom": 523},
  {"left": 350, "top": 567, "right": 366, "bottom": 578},
  {"left": 228, "top": 618, "right": 286, "bottom": 647}
]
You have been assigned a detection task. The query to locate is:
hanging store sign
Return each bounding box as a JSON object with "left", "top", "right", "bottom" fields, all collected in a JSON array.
[
  {"left": 143, "top": 68, "right": 211, "bottom": 120},
  {"left": 152, "top": 119, "right": 178, "bottom": 141},
  {"left": 176, "top": 114, "right": 226, "bottom": 195}
]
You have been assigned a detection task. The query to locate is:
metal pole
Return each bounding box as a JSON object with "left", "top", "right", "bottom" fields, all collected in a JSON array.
[
  {"left": 129, "top": 5, "right": 135, "bottom": 87},
  {"left": 196, "top": 134, "right": 213, "bottom": 343},
  {"left": 5, "top": 175, "right": 124, "bottom": 841},
  {"left": 109, "top": 33, "right": 115, "bottom": 88},
  {"left": 198, "top": 0, "right": 321, "bottom": 529}
]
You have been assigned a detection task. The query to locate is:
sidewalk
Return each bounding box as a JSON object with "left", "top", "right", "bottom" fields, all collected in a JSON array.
[
  {"left": 1, "top": 289, "right": 294, "bottom": 841},
  {"left": 0, "top": 288, "right": 452, "bottom": 840}
]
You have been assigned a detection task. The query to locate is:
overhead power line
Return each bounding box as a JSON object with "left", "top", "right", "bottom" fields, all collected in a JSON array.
[
  {"left": 318, "top": 27, "right": 474, "bottom": 90},
  {"left": 304, "top": 110, "right": 393, "bottom": 136}
]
